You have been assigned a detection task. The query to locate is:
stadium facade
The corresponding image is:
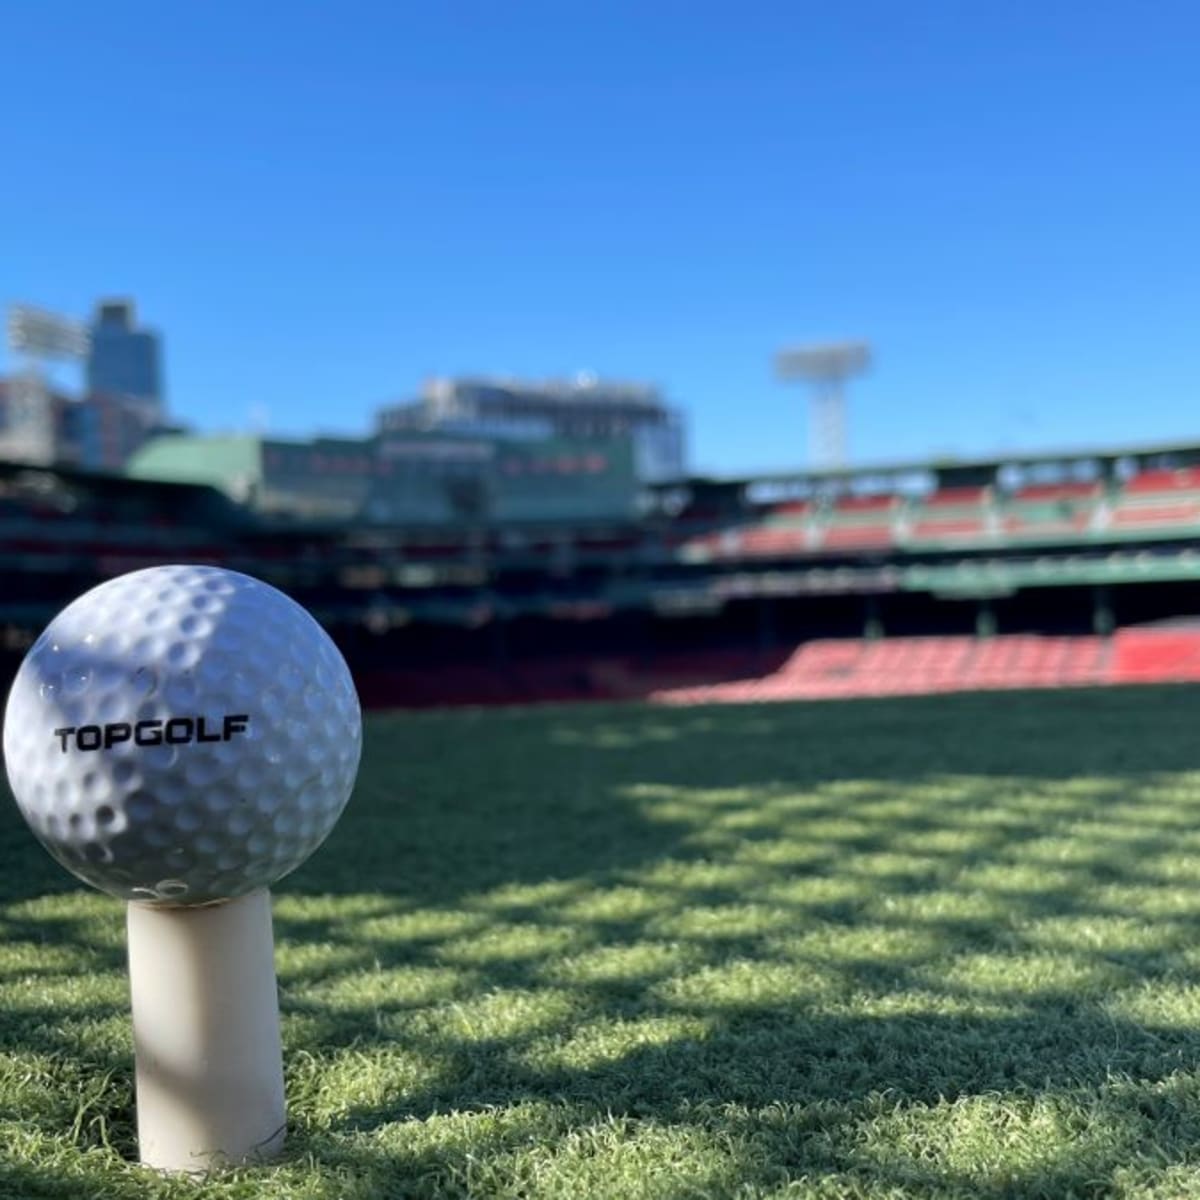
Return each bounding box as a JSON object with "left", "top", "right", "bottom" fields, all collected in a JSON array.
[
  {"left": 5, "top": 435, "right": 1200, "bottom": 708},
  {"left": 127, "top": 374, "right": 680, "bottom": 525},
  {"left": 378, "top": 374, "right": 686, "bottom": 483},
  {"left": 127, "top": 428, "right": 640, "bottom": 524}
]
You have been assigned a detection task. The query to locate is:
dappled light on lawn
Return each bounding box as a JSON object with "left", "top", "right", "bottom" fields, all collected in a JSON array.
[{"left": 4, "top": 687, "right": 1200, "bottom": 1195}]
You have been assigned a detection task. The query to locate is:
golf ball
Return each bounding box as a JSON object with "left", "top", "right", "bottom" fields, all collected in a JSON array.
[{"left": 2, "top": 565, "right": 362, "bottom": 905}]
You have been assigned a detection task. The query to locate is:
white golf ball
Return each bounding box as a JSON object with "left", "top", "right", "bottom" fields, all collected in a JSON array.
[{"left": 2, "top": 565, "right": 362, "bottom": 905}]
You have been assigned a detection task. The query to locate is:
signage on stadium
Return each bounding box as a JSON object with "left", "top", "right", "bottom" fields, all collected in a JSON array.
[{"left": 376, "top": 438, "right": 494, "bottom": 462}]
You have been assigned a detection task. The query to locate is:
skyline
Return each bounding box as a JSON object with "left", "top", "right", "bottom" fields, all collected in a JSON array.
[
  {"left": 3, "top": 2, "right": 1199, "bottom": 475},
  {"left": 18, "top": 302, "right": 1200, "bottom": 480}
]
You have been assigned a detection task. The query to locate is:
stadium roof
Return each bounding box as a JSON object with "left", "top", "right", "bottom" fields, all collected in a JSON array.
[
  {"left": 665, "top": 434, "right": 1200, "bottom": 491},
  {"left": 127, "top": 434, "right": 263, "bottom": 493}
]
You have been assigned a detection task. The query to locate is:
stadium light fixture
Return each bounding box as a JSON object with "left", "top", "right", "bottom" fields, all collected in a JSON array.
[
  {"left": 6, "top": 303, "right": 91, "bottom": 361},
  {"left": 3, "top": 304, "right": 91, "bottom": 467},
  {"left": 775, "top": 341, "right": 872, "bottom": 470}
]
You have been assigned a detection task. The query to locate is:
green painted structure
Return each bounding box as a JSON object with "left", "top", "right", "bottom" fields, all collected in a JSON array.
[{"left": 128, "top": 430, "right": 640, "bottom": 524}]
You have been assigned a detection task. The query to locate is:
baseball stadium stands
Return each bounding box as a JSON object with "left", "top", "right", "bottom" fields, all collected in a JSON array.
[
  {"left": 907, "top": 486, "right": 993, "bottom": 544},
  {"left": 674, "top": 468, "right": 1200, "bottom": 563},
  {"left": 645, "top": 633, "right": 1128, "bottom": 705},
  {"left": 351, "top": 628, "right": 1200, "bottom": 710},
  {"left": 6, "top": 440, "right": 1200, "bottom": 712}
]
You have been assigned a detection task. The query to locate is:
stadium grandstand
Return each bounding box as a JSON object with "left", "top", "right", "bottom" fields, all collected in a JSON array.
[
  {"left": 127, "top": 429, "right": 639, "bottom": 524},
  {"left": 5, "top": 433, "right": 1200, "bottom": 708},
  {"left": 378, "top": 373, "right": 686, "bottom": 483},
  {"left": 122, "top": 375, "right": 678, "bottom": 526}
]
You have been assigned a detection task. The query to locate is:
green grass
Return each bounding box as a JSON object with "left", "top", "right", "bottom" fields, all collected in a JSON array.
[{"left": 4, "top": 686, "right": 1200, "bottom": 1197}]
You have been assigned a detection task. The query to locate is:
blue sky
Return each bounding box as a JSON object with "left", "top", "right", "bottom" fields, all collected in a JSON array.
[{"left": 3, "top": 1, "right": 1199, "bottom": 475}]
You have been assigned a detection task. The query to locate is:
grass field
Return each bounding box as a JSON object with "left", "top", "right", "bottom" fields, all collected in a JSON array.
[{"left": 4, "top": 686, "right": 1200, "bottom": 1198}]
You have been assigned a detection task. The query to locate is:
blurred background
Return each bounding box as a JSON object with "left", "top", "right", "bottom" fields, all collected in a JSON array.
[{"left": 3, "top": 0, "right": 1200, "bottom": 705}]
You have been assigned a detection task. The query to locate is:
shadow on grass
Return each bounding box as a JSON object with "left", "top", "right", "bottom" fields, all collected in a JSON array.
[
  {"left": 301, "top": 684, "right": 1200, "bottom": 903},
  {"left": 4, "top": 684, "right": 1200, "bottom": 1195},
  {"left": 272, "top": 686, "right": 1200, "bottom": 1194}
]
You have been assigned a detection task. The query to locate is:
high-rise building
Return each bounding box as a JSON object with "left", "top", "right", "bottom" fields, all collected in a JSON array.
[
  {"left": 0, "top": 297, "right": 170, "bottom": 471},
  {"left": 377, "top": 374, "right": 687, "bottom": 482},
  {"left": 0, "top": 377, "right": 168, "bottom": 472},
  {"left": 67, "top": 391, "right": 169, "bottom": 472},
  {"left": 86, "top": 300, "right": 163, "bottom": 413}
]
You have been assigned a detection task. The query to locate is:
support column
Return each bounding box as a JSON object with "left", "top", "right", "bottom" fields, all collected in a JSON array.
[
  {"left": 976, "top": 599, "right": 997, "bottom": 639},
  {"left": 1092, "top": 585, "right": 1114, "bottom": 636},
  {"left": 757, "top": 595, "right": 776, "bottom": 664},
  {"left": 863, "top": 595, "right": 884, "bottom": 641}
]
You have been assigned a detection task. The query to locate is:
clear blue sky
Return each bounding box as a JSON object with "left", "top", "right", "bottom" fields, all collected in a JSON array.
[{"left": 3, "top": 1, "right": 1199, "bottom": 475}]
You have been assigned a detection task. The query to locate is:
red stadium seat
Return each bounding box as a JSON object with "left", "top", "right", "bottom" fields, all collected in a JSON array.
[
  {"left": 910, "top": 517, "right": 990, "bottom": 539},
  {"left": 735, "top": 528, "right": 809, "bottom": 556},
  {"left": 819, "top": 524, "right": 895, "bottom": 550},
  {"left": 832, "top": 494, "right": 900, "bottom": 512},
  {"left": 906, "top": 488, "right": 993, "bottom": 547},
  {"left": 1108, "top": 503, "right": 1200, "bottom": 530},
  {"left": 1111, "top": 629, "right": 1200, "bottom": 682},
  {"left": 1010, "top": 482, "right": 1101, "bottom": 502},
  {"left": 1124, "top": 468, "right": 1200, "bottom": 494},
  {"left": 647, "top": 634, "right": 1115, "bottom": 706},
  {"left": 921, "top": 486, "right": 990, "bottom": 507}
]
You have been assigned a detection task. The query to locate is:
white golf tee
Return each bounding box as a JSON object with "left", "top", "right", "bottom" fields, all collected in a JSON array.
[{"left": 126, "top": 888, "right": 286, "bottom": 1173}]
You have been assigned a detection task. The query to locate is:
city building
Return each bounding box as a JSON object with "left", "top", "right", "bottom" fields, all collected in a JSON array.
[
  {"left": 0, "top": 297, "right": 170, "bottom": 471},
  {"left": 86, "top": 300, "right": 164, "bottom": 415},
  {"left": 377, "top": 374, "right": 687, "bottom": 482},
  {"left": 0, "top": 375, "right": 172, "bottom": 473},
  {"left": 0, "top": 377, "right": 72, "bottom": 467},
  {"left": 68, "top": 391, "right": 172, "bottom": 472}
]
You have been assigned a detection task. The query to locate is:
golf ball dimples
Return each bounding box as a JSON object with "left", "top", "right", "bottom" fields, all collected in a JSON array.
[{"left": 2, "top": 565, "right": 362, "bottom": 905}]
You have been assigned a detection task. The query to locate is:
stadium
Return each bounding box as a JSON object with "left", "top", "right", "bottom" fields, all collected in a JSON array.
[
  {"left": 3, "top": 430, "right": 1200, "bottom": 707},
  {"left": 5, "top": 370, "right": 1200, "bottom": 1196},
  {"left": 8, "top": 4, "right": 1200, "bottom": 1191}
]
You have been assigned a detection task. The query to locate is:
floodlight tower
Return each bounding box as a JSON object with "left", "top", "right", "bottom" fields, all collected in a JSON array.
[
  {"left": 774, "top": 341, "right": 872, "bottom": 470},
  {"left": 5, "top": 304, "right": 91, "bottom": 465}
]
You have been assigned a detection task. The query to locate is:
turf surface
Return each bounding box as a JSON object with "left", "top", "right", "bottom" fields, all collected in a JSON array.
[{"left": 3, "top": 686, "right": 1200, "bottom": 1197}]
